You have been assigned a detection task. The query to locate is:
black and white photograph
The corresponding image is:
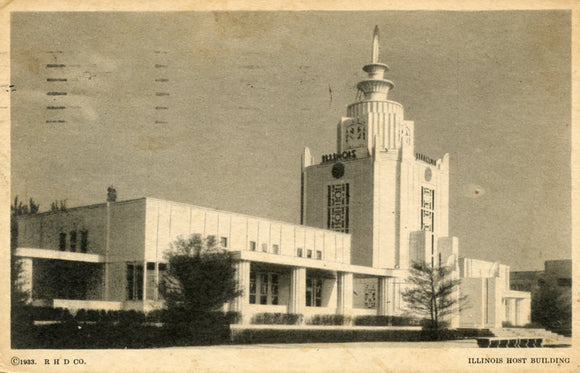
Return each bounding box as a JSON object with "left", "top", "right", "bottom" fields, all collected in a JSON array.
[{"left": 2, "top": 3, "right": 576, "bottom": 373}]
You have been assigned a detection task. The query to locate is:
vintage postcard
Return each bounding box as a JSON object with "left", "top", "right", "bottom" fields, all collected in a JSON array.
[{"left": 1, "top": 1, "right": 578, "bottom": 372}]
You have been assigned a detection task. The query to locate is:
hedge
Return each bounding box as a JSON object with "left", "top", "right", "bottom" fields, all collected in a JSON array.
[
  {"left": 231, "top": 328, "right": 425, "bottom": 344},
  {"left": 12, "top": 306, "right": 241, "bottom": 325},
  {"left": 306, "top": 314, "right": 348, "bottom": 326},
  {"left": 353, "top": 315, "right": 422, "bottom": 326},
  {"left": 250, "top": 313, "right": 303, "bottom": 325},
  {"left": 13, "top": 321, "right": 230, "bottom": 349}
]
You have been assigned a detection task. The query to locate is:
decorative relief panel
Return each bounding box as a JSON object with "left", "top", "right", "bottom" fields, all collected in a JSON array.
[
  {"left": 421, "top": 186, "right": 435, "bottom": 232},
  {"left": 327, "top": 184, "right": 350, "bottom": 233}
]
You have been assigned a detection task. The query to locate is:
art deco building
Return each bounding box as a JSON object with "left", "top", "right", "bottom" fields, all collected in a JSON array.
[
  {"left": 301, "top": 26, "right": 454, "bottom": 272},
  {"left": 14, "top": 27, "right": 530, "bottom": 328}
]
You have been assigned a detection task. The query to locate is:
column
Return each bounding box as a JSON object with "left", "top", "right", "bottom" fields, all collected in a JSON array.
[
  {"left": 289, "top": 267, "right": 306, "bottom": 315},
  {"left": 154, "top": 262, "right": 159, "bottom": 301},
  {"left": 337, "top": 272, "right": 353, "bottom": 315},
  {"left": 520, "top": 298, "right": 531, "bottom": 325},
  {"left": 378, "top": 276, "right": 393, "bottom": 316},
  {"left": 142, "top": 260, "right": 147, "bottom": 303},
  {"left": 508, "top": 298, "right": 517, "bottom": 326},
  {"left": 230, "top": 261, "right": 250, "bottom": 323},
  {"left": 18, "top": 257, "right": 34, "bottom": 302}
]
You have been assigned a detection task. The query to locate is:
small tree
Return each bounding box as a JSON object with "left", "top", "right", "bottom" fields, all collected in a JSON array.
[
  {"left": 11, "top": 196, "right": 39, "bottom": 306},
  {"left": 402, "top": 261, "right": 467, "bottom": 332},
  {"left": 532, "top": 278, "right": 571, "bottom": 333},
  {"left": 50, "top": 199, "right": 67, "bottom": 212},
  {"left": 159, "top": 234, "right": 241, "bottom": 313}
]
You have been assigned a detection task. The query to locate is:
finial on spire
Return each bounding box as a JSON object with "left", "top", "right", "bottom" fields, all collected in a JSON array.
[
  {"left": 372, "top": 25, "right": 380, "bottom": 63},
  {"left": 360, "top": 25, "right": 393, "bottom": 100}
]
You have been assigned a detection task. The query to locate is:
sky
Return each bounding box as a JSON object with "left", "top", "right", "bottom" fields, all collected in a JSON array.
[{"left": 10, "top": 11, "right": 571, "bottom": 271}]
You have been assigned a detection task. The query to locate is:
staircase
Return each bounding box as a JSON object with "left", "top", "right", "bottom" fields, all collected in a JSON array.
[{"left": 490, "top": 328, "right": 571, "bottom": 347}]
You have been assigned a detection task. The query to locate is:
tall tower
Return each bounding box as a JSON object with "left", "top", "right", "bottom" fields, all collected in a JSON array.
[{"left": 301, "top": 27, "right": 456, "bottom": 270}]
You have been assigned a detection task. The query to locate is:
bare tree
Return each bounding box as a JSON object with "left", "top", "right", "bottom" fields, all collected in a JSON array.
[{"left": 402, "top": 261, "right": 467, "bottom": 331}]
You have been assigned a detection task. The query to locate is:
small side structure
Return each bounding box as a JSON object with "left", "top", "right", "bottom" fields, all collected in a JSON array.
[{"left": 458, "top": 258, "right": 531, "bottom": 328}]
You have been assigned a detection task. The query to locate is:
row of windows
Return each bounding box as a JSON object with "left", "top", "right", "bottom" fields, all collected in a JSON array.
[
  {"left": 296, "top": 248, "right": 322, "bottom": 260},
  {"left": 249, "top": 271, "right": 279, "bottom": 305},
  {"left": 126, "top": 262, "right": 168, "bottom": 301},
  {"left": 59, "top": 229, "right": 89, "bottom": 253},
  {"left": 249, "top": 271, "right": 324, "bottom": 307},
  {"left": 248, "top": 241, "right": 280, "bottom": 254},
  {"left": 248, "top": 240, "right": 323, "bottom": 260}
]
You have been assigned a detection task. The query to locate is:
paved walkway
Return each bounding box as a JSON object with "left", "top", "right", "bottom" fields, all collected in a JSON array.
[{"left": 165, "top": 339, "right": 478, "bottom": 349}]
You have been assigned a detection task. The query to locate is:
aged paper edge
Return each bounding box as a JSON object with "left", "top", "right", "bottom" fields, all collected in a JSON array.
[{"left": 0, "top": 1, "right": 578, "bottom": 372}]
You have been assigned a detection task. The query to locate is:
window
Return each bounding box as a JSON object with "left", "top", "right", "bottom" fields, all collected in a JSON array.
[
  {"left": 80, "top": 229, "right": 89, "bottom": 253},
  {"left": 249, "top": 271, "right": 257, "bottom": 304},
  {"left": 126, "top": 263, "right": 143, "bottom": 300},
  {"left": 421, "top": 186, "right": 435, "bottom": 232},
  {"left": 306, "top": 249, "right": 312, "bottom": 258},
  {"left": 249, "top": 241, "right": 256, "bottom": 251},
  {"left": 147, "top": 262, "right": 155, "bottom": 270},
  {"left": 158, "top": 263, "right": 167, "bottom": 271},
  {"left": 261, "top": 243, "right": 268, "bottom": 253},
  {"left": 271, "top": 274, "right": 279, "bottom": 305},
  {"left": 69, "top": 231, "right": 77, "bottom": 252},
  {"left": 59, "top": 232, "right": 66, "bottom": 251},
  {"left": 297, "top": 248, "right": 303, "bottom": 257},
  {"left": 306, "top": 277, "right": 323, "bottom": 307},
  {"left": 249, "top": 271, "right": 279, "bottom": 305},
  {"left": 327, "top": 184, "right": 350, "bottom": 233},
  {"left": 316, "top": 250, "right": 322, "bottom": 260},
  {"left": 272, "top": 244, "right": 280, "bottom": 254},
  {"left": 260, "top": 273, "right": 268, "bottom": 304},
  {"left": 220, "top": 237, "right": 228, "bottom": 248}
]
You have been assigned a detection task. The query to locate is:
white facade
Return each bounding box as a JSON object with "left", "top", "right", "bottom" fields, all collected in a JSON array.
[
  {"left": 16, "top": 197, "right": 406, "bottom": 322},
  {"left": 458, "top": 258, "right": 531, "bottom": 328},
  {"left": 302, "top": 28, "right": 452, "bottom": 271}
]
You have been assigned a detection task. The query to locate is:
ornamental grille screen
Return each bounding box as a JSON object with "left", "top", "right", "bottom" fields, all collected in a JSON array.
[
  {"left": 421, "top": 186, "right": 435, "bottom": 232},
  {"left": 327, "top": 183, "right": 350, "bottom": 233},
  {"left": 364, "top": 283, "right": 376, "bottom": 308}
]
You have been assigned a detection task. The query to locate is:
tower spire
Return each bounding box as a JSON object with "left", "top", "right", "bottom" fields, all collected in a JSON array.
[
  {"left": 357, "top": 26, "right": 394, "bottom": 101},
  {"left": 372, "top": 25, "right": 380, "bottom": 63}
]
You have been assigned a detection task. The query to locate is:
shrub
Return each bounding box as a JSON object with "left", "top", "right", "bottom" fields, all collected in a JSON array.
[
  {"left": 225, "top": 311, "right": 242, "bottom": 324},
  {"left": 421, "top": 319, "right": 449, "bottom": 329},
  {"left": 145, "top": 309, "right": 165, "bottom": 323},
  {"left": 251, "top": 313, "right": 303, "bottom": 325},
  {"left": 74, "top": 309, "right": 87, "bottom": 321},
  {"left": 118, "top": 310, "right": 146, "bottom": 325},
  {"left": 394, "top": 316, "right": 423, "bottom": 326},
  {"left": 306, "top": 314, "right": 346, "bottom": 326},
  {"left": 24, "top": 306, "right": 71, "bottom": 321},
  {"left": 502, "top": 321, "right": 514, "bottom": 328},
  {"left": 354, "top": 315, "right": 389, "bottom": 326},
  {"left": 74, "top": 309, "right": 102, "bottom": 322},
  {"left": 353, "top": 315, "right": 424, "bottom": 326},
  {"left": 420, "top": 328, "right": 458, "bottom": 341},
  {"left": 86, "top": 309, "right": 101, "bottom": 322},
  {"left": 231, "top": 328, "right": 424, "bottom": 344}
]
